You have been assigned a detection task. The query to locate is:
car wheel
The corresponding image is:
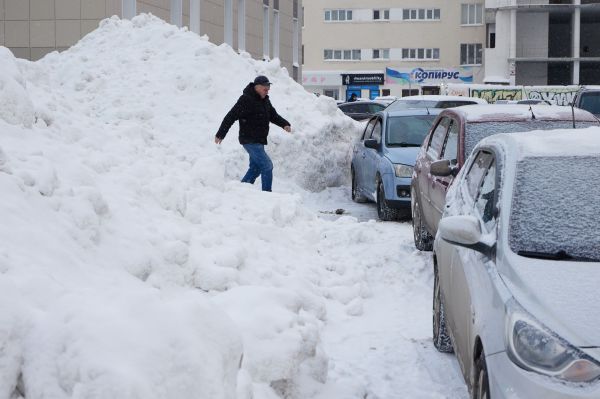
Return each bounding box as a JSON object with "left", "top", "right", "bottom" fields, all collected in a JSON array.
[
  {"left": 377, "top": 181, "right": 400, "bottom": 221},
  {"left": 473, "top": 351, "right": 490, "bottom": 399},
  {"left": 351, "top": 168, "right": 367, "bottom": 203},
  {"left": 433, "top": 266, "right": 453, "bottom": 353},
  {"left": 412, "top": 194, "right": 433, "bottom": 251}
]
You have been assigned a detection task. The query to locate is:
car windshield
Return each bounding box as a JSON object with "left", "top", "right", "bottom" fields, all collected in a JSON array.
[
  {"left": 579, "top": 92, "right": 600, "bottom": 115},
  {"left": 387, "top": 100, "right": 438, "bottom": 110},
  {"left": 386, "top": 115, "right": 436, "bottom": 146},
  {"left": 465, "top": 121, "right": 598, "bottom": 155},
  {"left": 509, "top": 156, "right": 600, "bottom": 261}
]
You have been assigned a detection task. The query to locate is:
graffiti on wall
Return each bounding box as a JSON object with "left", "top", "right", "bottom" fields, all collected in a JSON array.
[
  {"left": 470, "top": 89, "right": 523, "bottom": 102},
  {"left": 524, "top": 87, "right": 579, "bottom": 106}
]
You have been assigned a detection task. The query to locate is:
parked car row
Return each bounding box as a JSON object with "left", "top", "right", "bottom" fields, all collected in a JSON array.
[{"left": 348, "top": 94, "right": 600, "bottom": 398}]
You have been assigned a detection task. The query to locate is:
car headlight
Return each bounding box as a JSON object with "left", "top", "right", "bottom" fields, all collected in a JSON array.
[
  {"left": 394, "top": 164, "right": 413, "bottom": 178},
  {"left": 506, "top": 299, "right": 600, "bottom": 383}
]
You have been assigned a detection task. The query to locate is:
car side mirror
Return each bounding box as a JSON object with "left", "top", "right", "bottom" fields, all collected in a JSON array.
[
  {"left": 364, "top": 139, "right": 379, "bottom": 149},
  {"left": 430, "top": 159, "right": 458, "bottom": 177},
  {"left": 438, "top": 215, "right": 495, "bottom": 257}
]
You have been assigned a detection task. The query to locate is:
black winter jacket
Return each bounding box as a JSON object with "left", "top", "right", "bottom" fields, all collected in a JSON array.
[{"left": 216, "top": 83, "right": 290, "bottom": 145}]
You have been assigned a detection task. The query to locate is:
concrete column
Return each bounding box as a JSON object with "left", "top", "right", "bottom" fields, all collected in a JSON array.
[
  {"left": 224, "top": 0, "right": 233, "bottom": 46},
  {"left": 190, "top": 0, "right": 201, "bottom": 34},
  {"left": 122, "top": 0, "right": 136, "bottom": 19},
  {"left": 171, "top": 0, "right": 183, "bottom": 27},
  {"left": 509, "top": 7, "right": 517, "bottom": 85},
  {"left": 237, "top": 0, "right": 245, "bottom": 51},
  {"left": 573, "top": 0, "right": 581, "bottom": 85}
]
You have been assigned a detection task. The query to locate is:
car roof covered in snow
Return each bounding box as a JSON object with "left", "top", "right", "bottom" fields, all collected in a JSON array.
[
  {"left": 395, "top": 95, "right": 487, "bottom": 104},
  {"left": 479, "top": 127, "right": 600, "bottom": 158},
  {"left": 383, "top": 108, "right": 444, "bottom": 118},
  {"left": 451, "top": 104, "right": 599, "bottom": 123}
]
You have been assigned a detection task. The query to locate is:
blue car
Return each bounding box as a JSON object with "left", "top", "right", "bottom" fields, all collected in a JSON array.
[{"left": 351, "top": 108, "right": 442, "bottom": 221}]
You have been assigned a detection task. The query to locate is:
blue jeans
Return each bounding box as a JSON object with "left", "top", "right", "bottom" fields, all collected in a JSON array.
[{"left": 241, "top": 144, "right": 273, "bottom": 191}]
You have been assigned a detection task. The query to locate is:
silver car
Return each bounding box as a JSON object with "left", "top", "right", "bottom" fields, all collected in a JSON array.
[{"left": 432, "top": 128, "right": 600, "bottom": 398}]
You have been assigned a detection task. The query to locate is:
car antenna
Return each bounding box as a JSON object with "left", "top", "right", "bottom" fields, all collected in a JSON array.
[{"left": 529, "top": 105, "right": 536, "bottom": 120}]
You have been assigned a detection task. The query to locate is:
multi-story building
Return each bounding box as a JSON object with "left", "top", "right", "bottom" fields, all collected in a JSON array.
[
  {"left": 0, "top": 0, "right": 302, "bottom": 81},
  {"left": 302, "top": 0, "right": 486, "bottom": 100},
  {"left": 485, "top": 0, "right": 600, "bottom": 85}
]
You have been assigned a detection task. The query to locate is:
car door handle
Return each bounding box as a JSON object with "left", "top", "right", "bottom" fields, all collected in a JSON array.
[{"left": 433, "top": 178, "right": 449, "bottom": 188}]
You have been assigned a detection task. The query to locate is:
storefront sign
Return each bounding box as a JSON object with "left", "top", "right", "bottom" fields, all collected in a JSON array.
[
  {"left": 386, "top": 67, "right": 473, "bottom": 85},
  {"left": 302, "top": 71, "right": 342, "bottom": 86},
  {"left": 342, "top": 74, "right": 384, "bottom": 86}
]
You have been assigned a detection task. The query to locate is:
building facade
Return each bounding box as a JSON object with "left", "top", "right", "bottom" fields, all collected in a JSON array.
[
  {"left": 0, "top": 0, "right": 302, "bottom": 81},
  {"left": 302, "top": 0, "right": 486, "bottom": 101},
  {"left": 485, "top": 0, "right": 600, "bottom": 85}
]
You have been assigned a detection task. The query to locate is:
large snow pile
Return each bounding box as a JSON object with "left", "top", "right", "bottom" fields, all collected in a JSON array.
[{"left": 0, "top": 14, "right": 394, "bottom": 399}]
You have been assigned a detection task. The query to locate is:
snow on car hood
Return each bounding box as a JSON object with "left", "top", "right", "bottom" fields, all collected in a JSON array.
[
  {"left": 501, "top": 255, "right": 600, "bottom": 347},
  {"left": 384, "top": 147, "right": 420, "bottom": 166}
]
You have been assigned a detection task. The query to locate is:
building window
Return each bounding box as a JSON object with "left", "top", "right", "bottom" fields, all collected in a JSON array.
[
  {"left": 325, "top": 9, "right": 353, "bottom": 22},
  {"left": 324, "top": 49, "right": 361, "bottom": 61},
  {"left": 461, "top": 43, "right": 483, "bottom": 65},
  {"left": 373, "top": 9, "right": 390, "bottom": 20},
  {"left": 403, "top": 8, "right": 440, "bottom": 21},
  {"left": 402, "top": 48, "right": 440, "bottom": 60},
  {"left": 372, "top": 48, "right": 390, "bottom": 59},
  {"left": 382, "top": 89, "right": 391, "bottom": 96},
  {"left": 323, "top": 89, "right": 339, "bottom": 100},
  {"left": 461, "top": 4, "right": 483, "bottom": 25}
]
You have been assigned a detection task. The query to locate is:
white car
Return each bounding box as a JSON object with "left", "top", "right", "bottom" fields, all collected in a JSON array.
[
  {"left": 386, "top": 95, "right": 487, "bottom": 111},
  {"left": 432, "top": 128, "right": 600, "bottom": 398}
]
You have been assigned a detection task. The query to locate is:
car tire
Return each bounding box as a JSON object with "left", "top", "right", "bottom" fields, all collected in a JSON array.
[
  {"left": 473, "top": 351, "right": 490, "bottom": 399},
  {"left": 433, "top": 266, "right": 454, "bottom": 353},
  {"left": 351, "top": 168, "right": 367, "bottom": 203},
  {"left": 377, "top": 181, "right": 401, "bottom": 221},
  {"left": 412, "top": 193, "right": 433, "bottom": 251}
]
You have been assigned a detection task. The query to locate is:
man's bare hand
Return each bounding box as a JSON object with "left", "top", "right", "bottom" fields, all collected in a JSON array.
[
  {"left": 284, "top": 126, "right": 292, "bottom": 133},
  {"left": 215, "top": 136, "right": 223, "bottom": 144}
]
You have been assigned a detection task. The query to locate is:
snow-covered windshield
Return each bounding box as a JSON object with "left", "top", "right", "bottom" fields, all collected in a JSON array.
[
  {"left": 465, "top": 121, "right": 598, "bottom": 156},
  {"left": 386, "top": 115, "right": 436, "bottom": 146},
  {"left": 509, "top": 156, "right": 600, "bottom": 261},
  {"left": 579, "top": 92, "right": 600, "bottom": 115}
]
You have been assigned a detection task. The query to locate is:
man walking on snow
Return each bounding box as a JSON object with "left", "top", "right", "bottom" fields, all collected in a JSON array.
[{"left": 215, "top": 75, "right": 291, "bottom": 192}]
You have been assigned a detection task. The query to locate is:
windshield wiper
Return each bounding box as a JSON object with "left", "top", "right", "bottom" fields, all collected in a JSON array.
[
  {"left": 517, "top": 250, "right": 599, "bottom": 262},
  {"left": 388, "top": 142, "right": 421, "bottom": 147}
]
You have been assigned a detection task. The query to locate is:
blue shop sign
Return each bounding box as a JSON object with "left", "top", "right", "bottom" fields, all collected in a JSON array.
[{"left": 348, "top": 85, "right": 379, "bottom": 91}]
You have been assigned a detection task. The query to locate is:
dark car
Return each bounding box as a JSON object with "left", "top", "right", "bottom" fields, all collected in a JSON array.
[
  {"left": 411, "top": 104, "right": 599, "bottom": 251},
  {"left": 573, "top": 87, "right": 600, "bottom": 116},
  {"left": 351, "top": 108, "right": 441, "bottom": 221},
  {"left": 338, "top": 101, "right": 387, "bottom": 121}
]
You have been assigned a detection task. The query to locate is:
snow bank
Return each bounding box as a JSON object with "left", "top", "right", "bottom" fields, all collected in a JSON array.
[
  {"left": 0, "top": 47, "right": 34, "bottom": 127},
  {"left": 0, "top": 13, "right": 373, "bottom": 399}
]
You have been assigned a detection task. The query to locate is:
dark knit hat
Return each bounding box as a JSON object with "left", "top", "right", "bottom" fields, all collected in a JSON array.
[{"left": 253, "top": 75, "right": 271, "bottom": 86}]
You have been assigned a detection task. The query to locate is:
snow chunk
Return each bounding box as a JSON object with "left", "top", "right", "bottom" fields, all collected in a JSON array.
[{"left": 0, "top": 48, "right": 35, "bottom": 127}]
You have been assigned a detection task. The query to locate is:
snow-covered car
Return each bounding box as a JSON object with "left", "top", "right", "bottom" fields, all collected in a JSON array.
[
  {"left": 386, "top": 95, "right": 487, "bottom": 111},
  {"left": 432, "top": 128, "right": 600, "bottom": 399},
  {"left": 411, "top": 104, "right": 599, "bottom": 251},
  {"left": 351, "top": 108, "right": 441, "bottom": 221}
]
